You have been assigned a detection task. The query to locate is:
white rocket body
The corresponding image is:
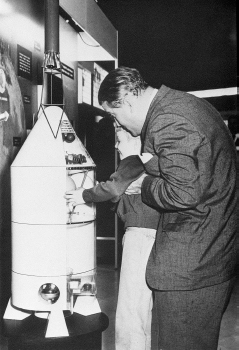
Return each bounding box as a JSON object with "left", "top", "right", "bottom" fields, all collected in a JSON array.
[{"left": 4, "top": 106, "right": 100, "bottom": 336}]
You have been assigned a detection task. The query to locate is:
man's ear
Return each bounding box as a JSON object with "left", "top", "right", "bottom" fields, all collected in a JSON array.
[
  {"left": 112, "top": 100, "right": 122, "bottom": 107},
  {"left": 123, "top": 91, "right": 136, "bottom": 106}
]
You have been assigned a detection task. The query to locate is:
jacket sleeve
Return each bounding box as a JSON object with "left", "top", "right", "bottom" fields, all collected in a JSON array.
[
  {"left": 82, "top": 155, "right": 145, "bottom": 203},
  {"left": 142, "top": 115, "right": 203, "bottom": 210}
]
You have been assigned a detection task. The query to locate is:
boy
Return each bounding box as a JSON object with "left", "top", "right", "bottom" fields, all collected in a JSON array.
[{"left": 65, "top": 128, "right": 159, "bottom": 350}]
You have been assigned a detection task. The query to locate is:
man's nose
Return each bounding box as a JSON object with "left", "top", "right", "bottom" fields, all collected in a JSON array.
[{"left": 115, "top": 141, "right": 119, "bottom": 149}]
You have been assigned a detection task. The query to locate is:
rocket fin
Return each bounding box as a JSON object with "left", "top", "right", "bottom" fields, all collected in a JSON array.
[
  {"left": 73, "top": 296, "right": 101, "bottom": 316},
  {"left": 3, "top": 299, "right": 32, "bottom": 320},
  {"left": 45, "top": 309, "right": 69, "bottom": 338}
]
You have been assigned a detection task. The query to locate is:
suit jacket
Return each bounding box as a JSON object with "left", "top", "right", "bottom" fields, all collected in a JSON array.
[{"left": 142, "top": 85, "right": 238, "bottom": 290}]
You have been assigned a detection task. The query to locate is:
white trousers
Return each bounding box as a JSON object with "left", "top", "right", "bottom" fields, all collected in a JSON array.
[{"left": 115, "top": 227, "right": 156, "bottom": 350}]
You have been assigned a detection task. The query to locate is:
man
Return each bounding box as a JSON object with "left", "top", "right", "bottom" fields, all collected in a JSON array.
[
  {"left": 65, "top": 127, "right": 160, "bottom": 350},
  {"left": 97, "top": 66, "right": 238, "bottom": 350}
]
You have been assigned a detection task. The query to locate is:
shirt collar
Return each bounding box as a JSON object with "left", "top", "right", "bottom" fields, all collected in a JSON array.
[{"left": 147, "top": 88, "right": 158, "bottom": 112}]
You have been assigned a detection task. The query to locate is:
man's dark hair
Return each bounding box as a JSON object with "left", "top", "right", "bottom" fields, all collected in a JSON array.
[{"left": 98, "top": 66, "right": 148, "bottom": 107}]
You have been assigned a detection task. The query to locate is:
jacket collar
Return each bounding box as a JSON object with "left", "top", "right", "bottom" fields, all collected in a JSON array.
[{"left": 141, "top": 85, "right": 170, "bottom": 140}]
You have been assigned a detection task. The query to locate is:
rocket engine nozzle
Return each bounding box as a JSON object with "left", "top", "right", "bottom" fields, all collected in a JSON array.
[{"left": 43, "top": 51, "right": 61, "bottom": 71}]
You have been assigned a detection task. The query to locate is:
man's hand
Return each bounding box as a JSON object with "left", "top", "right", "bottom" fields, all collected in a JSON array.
[
  {"left": 125, "top": 173, "right": 148, "bottom": 195},
  {"left": 65, "top": 187, "right": 85, "bottom": 206},
  {"left": 116, "top": 129, "right": 141, "bottom": 160}
]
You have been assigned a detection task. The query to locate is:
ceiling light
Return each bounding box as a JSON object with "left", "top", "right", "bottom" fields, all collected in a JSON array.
[{"left": 188, "top": 87, "right": 237, "bottom": 98}]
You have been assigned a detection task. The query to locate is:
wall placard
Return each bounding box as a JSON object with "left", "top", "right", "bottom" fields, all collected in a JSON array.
[
  {"left": 82, "top": 68, "right": 92, "bottom": 105},
  {"left": 61, "top": 62, "right": 74, "bottom": 80},
  {"left": 17, "top": 45, "right": 32, "bottom": 81},
  {"left": 93, "top": 63, "right": 108, "bottom": 109}
]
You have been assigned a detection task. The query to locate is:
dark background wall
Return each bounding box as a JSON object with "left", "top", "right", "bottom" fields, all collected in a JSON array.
[
  {"left": 97, "top": 0, "right": 237, "bottom": 90},
  {"left": 97, "top": 0, "right": 237, "bottom": 125}
]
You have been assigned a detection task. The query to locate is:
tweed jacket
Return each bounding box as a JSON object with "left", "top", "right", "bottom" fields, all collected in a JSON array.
[{"left": 142, "top": 85, "right": 238, "bottom": 290}]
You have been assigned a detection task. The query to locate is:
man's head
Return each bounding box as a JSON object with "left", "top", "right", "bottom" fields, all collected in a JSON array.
[
  {"left": 98, "top": 66, "right": 148, "bottom": 106},
  {"left": 98, "top": 67, "right": 149, "bottom": 136}
]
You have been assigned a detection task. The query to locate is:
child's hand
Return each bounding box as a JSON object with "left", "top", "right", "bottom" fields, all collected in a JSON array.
[{"left": 65, "top": 187, "right": 85, "bottom": 206}]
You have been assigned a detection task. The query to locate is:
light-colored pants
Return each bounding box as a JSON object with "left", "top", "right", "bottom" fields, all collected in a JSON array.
[{"left": 115, "top": 227, "right": 156, "bottom": 350}]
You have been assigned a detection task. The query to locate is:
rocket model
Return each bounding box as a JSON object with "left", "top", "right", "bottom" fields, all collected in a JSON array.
[
  {"left": 3, "top": 106, "right": 101, "bottom": 337},
  {"left": 4, "top": 0, "right": 102, "bottom": 337}
]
